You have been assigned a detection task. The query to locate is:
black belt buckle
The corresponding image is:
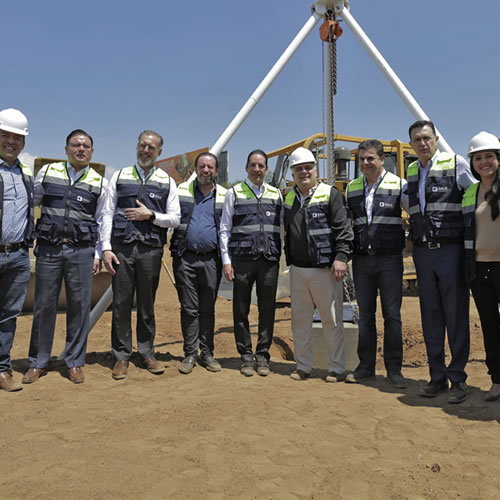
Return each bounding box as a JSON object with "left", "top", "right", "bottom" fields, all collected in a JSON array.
[
  {"left": 0, "top": 243, "right": 21, "bottom": 253},
  {"left": 427, "top": 242, "right": 441, "bottom": 250}
]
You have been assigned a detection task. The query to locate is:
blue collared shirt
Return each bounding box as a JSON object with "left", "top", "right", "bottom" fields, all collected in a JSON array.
[
  {"left": 0, "top": 159, "right": 29, "bottom": 244},
  {"left": 185, "top": 181, "right": 218, "bottom": 253}
]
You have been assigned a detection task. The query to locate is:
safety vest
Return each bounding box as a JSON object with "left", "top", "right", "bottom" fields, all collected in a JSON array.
[
  {"left": 346, "top": 171, "right": 405, "bottom": 255},
  {"left": 228, "top": 181, "right": 282, "bottom": 261},
  {"left": 36, "top": 162, "right": 102, "bottom": 246},
  {"left": 406, "top": 153, "right": 464, "bottom": 243},
  {"left": 284, "top": 182, "right": 336, "bottom": 267},
  {"left": 0, "top": 161, "right": 34, "bottom": 246},
  {"left": 112, "top": 165, "right": 171, "bottom": 247},
  {"left": 462, "top": 182, "right": 480, "bottom": 283},
  {"left": 170, "top": 179, "right": 227, "bottom": 257}
]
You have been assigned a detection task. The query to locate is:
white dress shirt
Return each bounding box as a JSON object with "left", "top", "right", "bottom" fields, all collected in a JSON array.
[
  {"left": 100, "top": 165, "right": 181, "bottom": 252},
  {"left": 363, "top": 169, "right": 408, "bottom": 223},
  {"left": 219, "top": 178, "right": 283, "bottom": 266}
]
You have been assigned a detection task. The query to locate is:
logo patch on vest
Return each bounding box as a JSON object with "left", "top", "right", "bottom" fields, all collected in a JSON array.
[
  {"left": 431, "top": 186, "right": 448, "bottom": 193},
  {"left": 149, "top": 192, "right": 161, "bottom": 199},
  {"left": 379, "top": 201, "right": 394, "bottom": 208},
  {"left": 77, "top": 195, "right": 91, "bottom": 203}
]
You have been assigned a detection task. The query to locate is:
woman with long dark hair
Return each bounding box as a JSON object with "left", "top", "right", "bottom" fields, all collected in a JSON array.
[{"left": 462, "top": 131, "right": 500, "bottom": 401}]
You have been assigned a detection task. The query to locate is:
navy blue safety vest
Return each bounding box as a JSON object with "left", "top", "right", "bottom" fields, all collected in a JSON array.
[
  {"left": 170, "top": 179, "right": 227, "bottom": 257},
  {"left": 36, "top": 162, "right": 102, "bottom": 246},
  {"left": 346, "top": 171, "right": 405, "bottom": 255},
  {"left": 112, "top": 165, "right": 171, "bottom": 247},
  {"left": 228, "top": 181, "right": 282, "bottom": 261},
  {"left": 0, "top": 161, "right": 34, "bottom": 246},
  {"left": 406, "top": 153, "right": 464, "bottom": 244},
  {"left": 284, "top": 183, "right": 336, "bottom": 267}
]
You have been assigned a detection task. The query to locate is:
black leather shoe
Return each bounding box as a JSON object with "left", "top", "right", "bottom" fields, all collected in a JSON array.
[
  {"left": 345, "top": 367, "right": 375, "bottom": 383},
  {"left": 387, "top": 371, "right": 408, "bottom": 389},
  {"left": 179, "top": 356, "right": 196, "bottom": 374},
  {"left": 419, "top": 379, "right": 448, "bottom": 398},
  {"left": 198, "top": 355, "right": 222, "bottom": 373},
  {"left": 448, "top": 382, "right": 467, "bottom": 404}
]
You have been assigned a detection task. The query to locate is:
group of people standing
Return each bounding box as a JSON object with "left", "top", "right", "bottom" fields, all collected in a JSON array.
[
  {"left": 0, "top": 108, "right": 499, "bottom": 405},
  {"left": 345, "top": 122, "right": 500, "bottom": 404}
]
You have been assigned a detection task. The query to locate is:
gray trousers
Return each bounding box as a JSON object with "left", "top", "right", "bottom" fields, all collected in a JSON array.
[
  {"left": 111, "top": 242, "right": 163, "bottom": 361},
  {"left": 173, "top": 251, "right": 222, "bottom": 358},
  {"left": 28, "top": 244, "right": 94, "bottom": 369}
]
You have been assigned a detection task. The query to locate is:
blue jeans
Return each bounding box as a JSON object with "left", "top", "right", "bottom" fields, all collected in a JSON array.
[
  {"left": 0, "top": 246, "right": 30, "bottom": 373},
  {"left": 352, "top": 254, "right": 403, "bottom": 373}
]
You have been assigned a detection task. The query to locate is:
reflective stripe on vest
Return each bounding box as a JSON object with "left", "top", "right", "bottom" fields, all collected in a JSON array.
[
  {"left": 407, "top": 153, "right": 464, "bottom": 243},
  {"left": 462, "top": 182, "right": 480, "bottom": 281},
  {"left": 170, "top": 179, "right": 227, "bottom": 256},
  {"left": 229, "top": 182, "right": 282, "bottom": 261},
  {"left": 36, "top": 162, "right": 102, "bottom": 245},
  {"left": 112, "top": 165, "right": 171, "bottom": 247},
  {"left": 284, "top": 182, "right": 335, "bottom": 267},
  {"left": 346, "top": 171, "right": 404, "bottom": 254}
]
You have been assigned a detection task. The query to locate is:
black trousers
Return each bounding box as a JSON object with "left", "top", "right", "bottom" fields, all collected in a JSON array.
[
  {"left": 471, "top": 261, "right": 500, "bottom": 384},
  {"left": 352, "top": 254, "right": 403, "bottom": 373},
  {"left": 111, "top": 242, "right": 163, "bottom": 361},
  {"left": 232, "top": 257, "right": 279, "bottom": 362},
  {"left": 173, "top": 251, "right": 222, "bottom": 358},
  {"left": 413, "top": 244, "right": 470, "bottom": 383}
]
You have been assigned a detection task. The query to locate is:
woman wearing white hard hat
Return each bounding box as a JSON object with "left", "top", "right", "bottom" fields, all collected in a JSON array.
[{"left": 462, "top": 131, "right": 500, "bottom": 401}]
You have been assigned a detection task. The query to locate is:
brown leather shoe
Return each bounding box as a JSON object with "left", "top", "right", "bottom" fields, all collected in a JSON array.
[
  {"left": 112, "top": 360, "right": 129, "bottom": 380},
  {"left": 0, "top": 371, "right": 22, "bottom": 392},
  {"left": 68, "top": 366, "right": 84, "bottom": 384},
  {"left": 143, "top": 357, "right": 164, "bottom": 374},
  {"left": 22, "top": 368, "right": 48, "bottom": 384}
]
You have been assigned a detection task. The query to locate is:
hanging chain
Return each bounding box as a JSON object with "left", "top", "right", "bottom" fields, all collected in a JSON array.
[
  {"left": 321, "top": 41, "right": 326, "bottom": 180},
  {"left": 328, "top": 9, "right": 337, "bottom": 146}
]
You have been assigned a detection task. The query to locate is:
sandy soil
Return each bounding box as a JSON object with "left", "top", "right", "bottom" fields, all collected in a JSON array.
[{"left": 3, "top": 258, "right": 500, "bottom": 499}]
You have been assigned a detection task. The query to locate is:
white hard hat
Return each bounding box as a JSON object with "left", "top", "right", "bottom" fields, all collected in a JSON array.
[
  {"left": 467, "top": 131, "right": 500, "bottom": 157},
  {"left": 289, "top": 147, "right": 316, "bottom": 168},
  {"left": 0, "top": 108, "right": 29, "bottom": 136}
]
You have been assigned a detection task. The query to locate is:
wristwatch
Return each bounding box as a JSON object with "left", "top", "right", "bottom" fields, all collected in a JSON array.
[{"left": 149, "top": 211, "right": 156, "bottom": 222}]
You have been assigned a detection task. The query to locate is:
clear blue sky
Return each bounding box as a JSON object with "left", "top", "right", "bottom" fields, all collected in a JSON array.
[{"left": 4, "top": 0, "right": 499, "bottom": 181}]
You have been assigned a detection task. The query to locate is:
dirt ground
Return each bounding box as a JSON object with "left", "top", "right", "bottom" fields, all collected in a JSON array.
[{"left": 3, "top": 258, "right": 500, "bottom": 499}]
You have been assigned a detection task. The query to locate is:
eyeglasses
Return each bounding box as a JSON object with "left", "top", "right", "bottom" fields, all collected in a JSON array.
[{"left": 68, "top": 143, "right": 92, "bottom": 150}]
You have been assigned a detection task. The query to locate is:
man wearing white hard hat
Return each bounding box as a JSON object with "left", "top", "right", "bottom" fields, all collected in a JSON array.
[
  {"left": 407, "top": 120, "right": 477, "bottom": 404},
  {"left": 0, "top": 108, "right": 33, "bottom": 392},
  {"left": 283, "top": 146, "right": 353, "bottom": 382}
]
